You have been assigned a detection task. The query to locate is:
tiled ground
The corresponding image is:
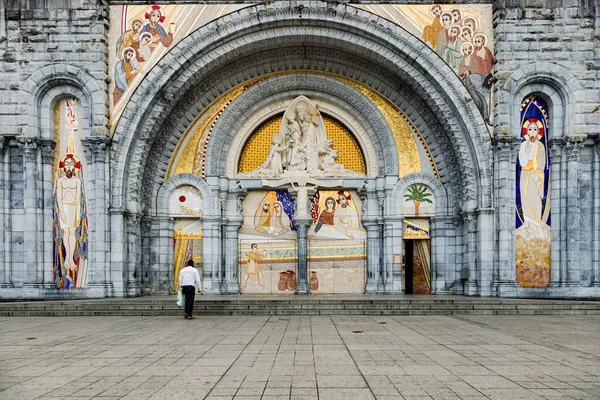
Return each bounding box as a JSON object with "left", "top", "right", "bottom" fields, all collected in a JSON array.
[{"left": 1, "top": 315, "right": 599, "bottom": 399}]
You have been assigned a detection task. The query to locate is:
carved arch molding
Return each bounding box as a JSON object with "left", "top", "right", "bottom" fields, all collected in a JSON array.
[{"left": 112, "top": 1, "right": 492, "bottom": 214}]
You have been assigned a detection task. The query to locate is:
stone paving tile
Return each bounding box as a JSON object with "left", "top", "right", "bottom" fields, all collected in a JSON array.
[{"left": 1, "top": 315, "right": 600, "bottom": 399}]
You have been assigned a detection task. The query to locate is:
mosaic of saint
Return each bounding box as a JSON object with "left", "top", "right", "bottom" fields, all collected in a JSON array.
[
  {"left": 53, "top": 99, "right": 88, "bottom": 289},
  {"left": 109, "top": 4, "right": 493, "bottom": 130},
  {"left": 516, "top": 96, "right": 551, "bottom": 288}
]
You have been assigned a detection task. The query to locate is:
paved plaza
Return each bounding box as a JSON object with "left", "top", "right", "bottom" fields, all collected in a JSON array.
[{"left": 1, "top": 315, "right": 599, "bottom": 400}]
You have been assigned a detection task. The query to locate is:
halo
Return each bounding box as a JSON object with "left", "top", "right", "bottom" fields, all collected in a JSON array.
[
  {"left": 121, "top": 46, "right": 136, "bottom": 59},
  {"left": 449, "top": 8, "right": 462, "bottom": 19},
  {"left": 462, "top": 15, "right": 479, "bottom": 31},
  {"left": 474, "top": 33, "right": 488, "bottom": 47},
  {"left": 450, "top": 24, "right": 463, "bottom": 36},
  {"left": 139, "top": 32, "right": 152, "bottom": 43},
  {"left": 336, "top": 190, "right": 352, "bottom": 203},
  {"left": 521, "top": 118, "right": 545, "bottom": 139},
  {"left": 130, "top": 18, "right": 143, "bottom": 28},
  {"left": 461, "top": 26, "right": 473, "bottom": 38},
  {"left": 59, "top": 153, "right": 82, "bottom": 171},
  {"left": 461, "top": 42, "right": 474, "bottom": 53},
  {"left": 429, "top": 4, "right": 442, "bottom": 16},
  {"left": 145, "top": 5, "right": 166, "bottom": 23},
  {"left": 439, "top": 12, "right": 453, "bottom": 24}
]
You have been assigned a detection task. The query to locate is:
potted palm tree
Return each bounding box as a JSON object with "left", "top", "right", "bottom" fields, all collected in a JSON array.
[{"left": 404, "top": 185, "right": 433, "bottom": 216}]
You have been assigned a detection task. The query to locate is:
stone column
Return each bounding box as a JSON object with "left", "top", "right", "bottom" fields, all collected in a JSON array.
[
  {"left": 156, "top": 216, "right": 174, "bottom": 293},
  {"left": 140, "top": 216, "right": 153, "bottom": 294},
  {"left": 387, "top": 216, "right": 403, "bottom": 293},
  {"left": 477, "top": 208, "right": 495, "bottom": 296},
  {"left": 201, "top": 216, "right": 221, "bottom": 294},
  {"left": 82, "top": 137, "right": 110, "bottom": 285},
  {"left": 363, "top": 184, "right": 381, "bottom": 293},
  {"left": 452, "top": 215, "right": 464, "bottom": 293},
  {"left": 294, "top": 218, "right": 312, "bottom": 295},
  {"left": 0, "top": 138, "right": 6, "bottom": 284},
  {"left": 125, "top": 212, "right": 142, "bottom": 296},
  {"left": 109, "top": 208, "right": 126, "bottom": 296},
  {"left": 364, "top": 220, "right": 381, "bottom": 293},
  {"left": 592, "top": 138, "right": 600, "bottom": 286},
  {"left": 493, "top": 137, "right": 520, "bottom": 292},
  {"left": 565, "top": 136, "right": 586, "bottom": 286},
  {"left": 430, "top": 215, "right": 454, "bottom": 294},
  {"left": 548, "top": 138, "right": 566, "bottom": 287},
  {"left": 382, "top": 183, "right": 396, "bottom": 292},
  {"left": 548, "top": 138, "right": 564, "bottom": 286},
  {"left": 223, "top": 188, "right": 245, "bottom": 294},
  {"left": 17, "top": 137, "right": 39, "bottom": 286},
  {"left": 39, "top": 140, "right": 55, "bottom": 285},
  {"left": 462, "top": 211, "right": 478, "bottom": 296}
]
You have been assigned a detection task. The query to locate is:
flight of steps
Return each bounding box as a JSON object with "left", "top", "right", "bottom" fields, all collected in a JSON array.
[{"left": 1, "top": 297, "right": 600, "bottom": 316}]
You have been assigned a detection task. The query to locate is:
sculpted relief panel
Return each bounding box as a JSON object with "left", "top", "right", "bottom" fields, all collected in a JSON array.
[{"left": 239, "top": 96, "right": 365, "bottom": 179}]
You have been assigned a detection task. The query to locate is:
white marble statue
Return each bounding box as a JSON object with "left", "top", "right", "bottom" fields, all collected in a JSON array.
[{"left": 243, "top": 96, "right": 361, "bottom": 178}]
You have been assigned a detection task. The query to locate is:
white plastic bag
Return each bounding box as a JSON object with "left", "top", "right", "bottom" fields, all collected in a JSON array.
[{"left": 176, "top": 288, "right": 184, "bottom": 307}]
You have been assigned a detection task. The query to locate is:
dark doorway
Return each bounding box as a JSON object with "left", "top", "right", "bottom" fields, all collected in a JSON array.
[
  {"left": 404, "top": 240, "right": 414, "bottom": 294},
  {"left": 403, "top": 239, "right": 431, "bottom": 294}
]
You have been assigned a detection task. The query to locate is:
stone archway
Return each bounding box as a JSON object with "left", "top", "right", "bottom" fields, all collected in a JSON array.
[{"left": 109, "top": 1, "right": 494, "bottom": 295}]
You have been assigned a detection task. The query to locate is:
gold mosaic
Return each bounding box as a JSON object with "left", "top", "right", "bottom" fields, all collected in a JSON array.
[{"left": 238, "top": 114, "right": 367, "bottom": 174}]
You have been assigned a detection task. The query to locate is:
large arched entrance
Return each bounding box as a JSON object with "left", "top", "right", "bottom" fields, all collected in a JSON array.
[{"left": 110, "top": 2, "right": 492, "bottom": 297}]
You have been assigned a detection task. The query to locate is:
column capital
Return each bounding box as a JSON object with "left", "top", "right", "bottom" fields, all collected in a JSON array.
[
  {"left": 548, "top": 137, "right": 565, "bottom": 159},
  {"left": 0, "top": 136, "right": 7, "bottom": 156},
  {"left": 564, "top": 135, "right": 586, "bottom": 162},
  {"left": 17, "top": 136, "right": 39, "bottom": 162},
  {"left": 125, "top": 212, "right": 143, "bottom": 229},
  {"left": 82, "top": 136, "right": 110, "bottom": 163},
  {"left": 492, "top": 136, "right": 520, "bottom": 161},
  {"left": 39, "top": 139, "right": 56, "bottom": 164},
  {"left": 141, "top": 216, "right": 153, "bottom": 231}
]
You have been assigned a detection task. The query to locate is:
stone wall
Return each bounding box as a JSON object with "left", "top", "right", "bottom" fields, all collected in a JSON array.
[
  {"left": 0, "top": 0, "right": 109, "bottom": 137},
  {"left": 0, "top": 0, "right": 598, "bottom": 298}
]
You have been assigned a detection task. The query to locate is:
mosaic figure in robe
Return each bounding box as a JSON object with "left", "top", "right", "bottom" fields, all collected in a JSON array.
[
  {"left": 333, "top": 191, "right": 359, "bottom": 239},
  {"left": 140, "top": 6, "right": 174, "bottom": 51},
  {"left": 518, "top": 118, "right": 548, "bottom": 240},
  {"left": 243, "top": 243, "right": 266, "bottom": 287},
  {"left": 56, "top": 156, "right": 82, "bottom": 275}
]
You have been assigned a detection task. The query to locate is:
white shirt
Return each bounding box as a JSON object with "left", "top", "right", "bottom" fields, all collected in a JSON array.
[{"left": 178, "top": 266, "right": 201, "bottom": 289}]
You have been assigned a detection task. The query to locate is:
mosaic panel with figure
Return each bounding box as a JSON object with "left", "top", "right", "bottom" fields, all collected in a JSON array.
[
  {"left": 307, "top": 190, "right": 367, "bottom": 294},
  {"left": 239, "top": 191, "right": 298, "bottom": 294},
  {"left": 109, "top": 4, "right": 493, "bottom": 130},
  {"left": 516, "top": 96, "right": 551, "bottom": 288},
  {"left": 53, "top": 98, "right": 89, "bottom": 289},
  {"left": 173, "top": 219, "right": 203, "bottom": 293}
]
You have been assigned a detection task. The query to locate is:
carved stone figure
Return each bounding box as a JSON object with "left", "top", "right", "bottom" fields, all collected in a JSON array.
[{"left": 243, "top": 96, "right": 361, "bottom": 178}]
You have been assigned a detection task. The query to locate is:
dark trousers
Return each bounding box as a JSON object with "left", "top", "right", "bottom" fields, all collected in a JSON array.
[{"left": 182, "top": 285, "right": 195, "bottom": 316}]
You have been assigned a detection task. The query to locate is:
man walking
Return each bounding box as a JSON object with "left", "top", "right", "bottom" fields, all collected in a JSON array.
[{"left": 178, "top": 260, "right": 201, "bottom": 319}]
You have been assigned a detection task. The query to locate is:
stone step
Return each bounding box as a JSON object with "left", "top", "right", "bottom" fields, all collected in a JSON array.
[{"left": 1, "top": 298, "right": 599, "bottom": 316}]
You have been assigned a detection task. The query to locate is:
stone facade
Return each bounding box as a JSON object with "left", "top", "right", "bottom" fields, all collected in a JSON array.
[{"left": 0, "top": 0, "right": 598, "bottom": 299}]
